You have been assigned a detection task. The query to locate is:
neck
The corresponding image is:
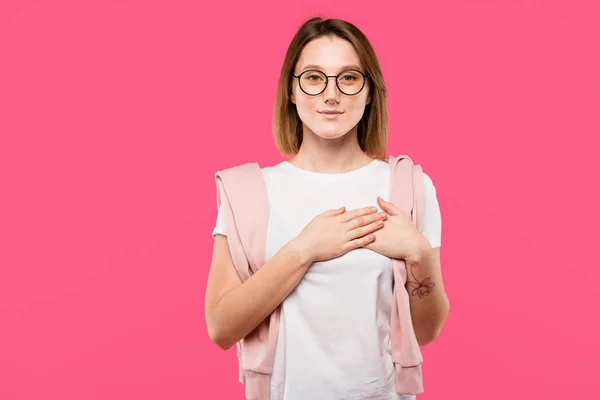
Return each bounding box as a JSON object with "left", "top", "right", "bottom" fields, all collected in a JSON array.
[{"left": 288, "top": 125, "right": 374, "bottom": 173}]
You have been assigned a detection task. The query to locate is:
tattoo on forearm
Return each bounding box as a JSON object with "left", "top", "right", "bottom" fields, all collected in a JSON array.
[{"left": 406, "top": 265, "right": 435, "bottom": 298}]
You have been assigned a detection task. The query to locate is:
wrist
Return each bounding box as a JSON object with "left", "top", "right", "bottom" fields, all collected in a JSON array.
[
  {"left": 286, "top": 237, "right": 314, "bottom": 267},
  {"left": 407, "top": 235, "right": 432, "bottom": 266}
]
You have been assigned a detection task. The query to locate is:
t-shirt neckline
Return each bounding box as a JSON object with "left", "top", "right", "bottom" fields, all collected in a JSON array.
[{"left": 277, "top": 159, "right": 383, "bottom": 181}]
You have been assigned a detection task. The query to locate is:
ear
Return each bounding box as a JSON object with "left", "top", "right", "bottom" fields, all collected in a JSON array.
[{"left": 290, "top": 92, "right": 296, "bottom": 104}]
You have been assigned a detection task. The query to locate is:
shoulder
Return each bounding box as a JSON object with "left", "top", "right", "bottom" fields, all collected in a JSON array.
[
  {"left": 423, "top": 171, "right": 435, "bottom": 190},
  {"left": 258, "top": 160, "right": 295, "bottom": 178},
  {"left": 214, "top": 162, "right": 265, "bottom": 184},
  {"left": 260, "top": 163, "right": 285, "bottom": 174},
  {"left": 421, "top": 172, "right": 439, "bottom": 207},
  {"left": 385, "top": 154, "right": 438, "bottom": 193},
  {"left": 384, "top": 154, "right": 433, "bottom": 179},
  {"left": 215, "top": 162, "right": 260, "bottom": 175},
  {"left": 215, "top": 160, "right": 287, "bottom": 173},
  {"left": 215, "top": 161, "right": 288, "bottom": 191}
]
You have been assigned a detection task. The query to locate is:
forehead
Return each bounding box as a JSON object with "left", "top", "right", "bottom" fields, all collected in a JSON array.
[{"left": 296, "top": 36, "right": 362, "bottom": 72}]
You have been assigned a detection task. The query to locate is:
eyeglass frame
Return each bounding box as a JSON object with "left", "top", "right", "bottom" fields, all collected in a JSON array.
[{"left": 292, "top": 69, "right": 372, "bottom": 96}]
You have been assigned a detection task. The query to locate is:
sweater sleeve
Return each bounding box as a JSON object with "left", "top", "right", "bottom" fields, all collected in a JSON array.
[{"left": 420, "top": 172, "right": 442, "bottom": 248}]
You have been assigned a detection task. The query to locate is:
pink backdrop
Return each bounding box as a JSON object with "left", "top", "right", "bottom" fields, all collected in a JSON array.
[{"left": 1, "top": 1, "right": 599, "bottom": 399}]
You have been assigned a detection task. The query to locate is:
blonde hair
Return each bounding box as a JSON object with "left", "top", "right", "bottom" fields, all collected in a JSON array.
[{"left": 273, "top": 17, "right": 388, "bottom": 159}]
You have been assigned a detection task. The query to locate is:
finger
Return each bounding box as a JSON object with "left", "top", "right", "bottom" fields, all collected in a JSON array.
[
  {"left": 346, "top": 219, "right": 385, "bottom": 241},
  {"left": 322, "top": 206, "right": 346, "bottom": 216},
  {"left": 339, "top": 206, "right": 378, "bottom": 223},
  {"left": 345, "top": 211, "right": 387, "bottom": 230},
  {"left": 344, "top": 232, "right": 376, "bottom": 252},
  {"left": 377, "top": 196, "right": 401, "bottom": 216}
]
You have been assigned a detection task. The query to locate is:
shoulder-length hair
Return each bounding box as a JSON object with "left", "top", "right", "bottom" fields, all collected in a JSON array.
[{"left": 273, "top": 17, "right": 388, "bottom": 159}]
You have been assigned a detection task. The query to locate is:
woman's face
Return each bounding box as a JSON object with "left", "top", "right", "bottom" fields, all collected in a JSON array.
[{"left": 291, "top": 36, "right": 371, "bottom": 141}]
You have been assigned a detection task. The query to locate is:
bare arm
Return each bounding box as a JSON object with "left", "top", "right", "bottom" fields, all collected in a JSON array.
[
  {"left": 205, "top": 235, "right": 311, "bottom": 350},
  {"left": 405, "top": 245, "right": 450, "bottom": 346}
]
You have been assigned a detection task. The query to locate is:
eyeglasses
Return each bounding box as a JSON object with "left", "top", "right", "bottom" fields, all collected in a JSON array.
[{"left": 292, "top": 69, "right": 371, "bottom": 96}]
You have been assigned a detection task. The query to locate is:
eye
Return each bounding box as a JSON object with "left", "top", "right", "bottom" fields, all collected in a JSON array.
[
  {"left": 339, "top": 71, "right": 360, "bottom": 81},
  {"left": 305, "top": 72, "right": 324, "bottom": 81}
]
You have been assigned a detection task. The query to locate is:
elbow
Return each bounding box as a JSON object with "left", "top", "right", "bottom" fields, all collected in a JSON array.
[
  {"left": 206, "top": 313, "right": 236, "bottom": 350},
  {"left": 416, "top": 302, "right": 450, "bottom": 346},
  {"left": 208, "top": 326, "right": 235, "bottom": 351},
  {"left": 416, "top": 318, "right": 448, "bottom": 345},
  {"left": 214, "top": 339, "right": 235, "bottom": 351},
  {"left": 416, "top": 327, "right": 441, "bottom": 346}
]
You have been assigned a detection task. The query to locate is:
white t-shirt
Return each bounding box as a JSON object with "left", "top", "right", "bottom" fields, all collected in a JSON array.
[{"left": 212, "top": 159, "right": 442, "bottom": 400}]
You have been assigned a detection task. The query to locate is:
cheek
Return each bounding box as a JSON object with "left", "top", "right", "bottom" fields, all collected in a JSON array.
[
  {"left": 351, "top": 93, "right": 369, "bottom": 110},
  {"left": 295, "top": 90, "right": 314, "bottom": 108},
  {"left": 345, "top": 97, "right": 368, "bottom": 120},
  {"left": 295, "top": 96, "right": 317, "bottom": 119}
]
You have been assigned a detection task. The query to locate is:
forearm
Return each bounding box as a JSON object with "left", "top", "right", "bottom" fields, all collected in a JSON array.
[
  {"left": 211, "top": 239, "right": 311, "bottom": 349},
  {"left": 405, "top": 244, "right": 449, "bottom": 346}
]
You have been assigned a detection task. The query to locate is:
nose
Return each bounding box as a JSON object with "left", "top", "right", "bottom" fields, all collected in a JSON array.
[{"left": 323, "top": 76, "right": 340, "bottom": 103}]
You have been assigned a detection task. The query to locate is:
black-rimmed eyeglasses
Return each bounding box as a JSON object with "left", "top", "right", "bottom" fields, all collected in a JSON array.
[{"left": 292, "top": 69, "right": 371, "bottom": 96}]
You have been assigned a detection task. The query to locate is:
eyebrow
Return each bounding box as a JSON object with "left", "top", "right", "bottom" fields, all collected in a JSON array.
[{"left": 300, "top": 64, "right": 364, "bottom": 73}]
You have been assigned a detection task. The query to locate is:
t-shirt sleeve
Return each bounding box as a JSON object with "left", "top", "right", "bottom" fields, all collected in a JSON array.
[
  {"left": 420, "top": 172, "right": 442, "bottom": 248},
  {"left": 211, "top": 202, "right": 227, "bottom": 238}
]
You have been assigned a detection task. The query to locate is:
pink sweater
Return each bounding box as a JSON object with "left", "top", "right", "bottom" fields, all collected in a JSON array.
[{"left": 214, "top": 155, "right": 425, "bottom": 400}]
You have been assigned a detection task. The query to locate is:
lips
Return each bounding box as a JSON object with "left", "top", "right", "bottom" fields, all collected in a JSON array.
[
  {"left": 319, "top": 110, "right": 343, "bottom": 114},
  {"left": 319, "top": 110, "right": 343, "bottom": 120}
]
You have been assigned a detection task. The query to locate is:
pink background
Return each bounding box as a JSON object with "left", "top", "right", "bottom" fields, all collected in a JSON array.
[{"left": 1, "top": 1, "right": 599, "bottom": 399}]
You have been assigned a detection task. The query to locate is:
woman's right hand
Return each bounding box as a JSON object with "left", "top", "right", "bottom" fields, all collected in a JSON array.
[{"left": 292, "top": 206, "right": 388, "bottom": 263}]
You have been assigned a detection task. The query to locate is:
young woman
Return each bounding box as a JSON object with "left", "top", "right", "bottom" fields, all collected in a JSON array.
[{"left": 205, "top": 17, "right": 449, "bottom": 400}]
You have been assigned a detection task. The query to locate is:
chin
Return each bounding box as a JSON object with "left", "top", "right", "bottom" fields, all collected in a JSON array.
[{"left": 310, "top": 125, "right": 353, "bottom": 140}]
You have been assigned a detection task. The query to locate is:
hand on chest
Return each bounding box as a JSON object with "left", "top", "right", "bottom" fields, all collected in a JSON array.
[{"left": 265, "top": 178, "right": 394, "bottom": 283}]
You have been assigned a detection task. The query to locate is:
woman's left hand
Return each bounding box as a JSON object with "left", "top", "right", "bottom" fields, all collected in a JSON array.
[{"left": 364, "top": 196, "right": 431, "bottom": 263}]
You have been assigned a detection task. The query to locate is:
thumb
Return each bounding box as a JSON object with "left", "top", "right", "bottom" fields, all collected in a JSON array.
[{"left": 377, "top": 197, "right": 401, "bottom": 216}]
